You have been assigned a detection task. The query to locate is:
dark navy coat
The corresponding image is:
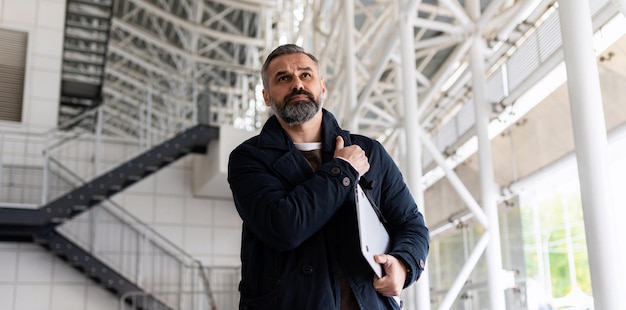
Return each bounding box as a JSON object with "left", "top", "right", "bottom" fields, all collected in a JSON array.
[{"left": 228, "top": 109, "right": 429, "bottom": 310}]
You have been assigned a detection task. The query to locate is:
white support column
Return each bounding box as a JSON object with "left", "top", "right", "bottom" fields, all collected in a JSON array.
[
  {"left": 94, "top": 106, "right": 103, "bottom": 177},
  {"left": 558, "top": 1, "right": 626, "bottom": 309},
  {"left": 469, "top": 36, "right": 506, "bottom": 310},
  {"left": 399, "top": 1, "right": 431, "bottom": 309},
  {"left": 343, "top": 0, "right": 358, "bottom": 132}
]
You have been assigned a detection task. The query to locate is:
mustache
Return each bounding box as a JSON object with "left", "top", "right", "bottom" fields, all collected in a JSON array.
[{"left": 283, "top": 89, "right": 315, "bottom": 104}]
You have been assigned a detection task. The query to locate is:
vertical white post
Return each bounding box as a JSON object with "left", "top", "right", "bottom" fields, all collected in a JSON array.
[
  {"left": 343, "top": 0, "right": 358, "bottom": 132},
  {"left": 147, "top": 85, "right": 153, "bottom": 147},
  {"left": 399, "top": 1, "right": 431, "bottom": 309},
  {"left": 470, "top": 36, "right": 506, "bottom": 310},
  {"left": 41, "top": 134, "right": 50, "bottom": 205},
  {"left": 94, "top": 106, "right": 103, "bottom": 177},
  {"left": 558, "top": 1, "right": 625, "bottom": 309}
]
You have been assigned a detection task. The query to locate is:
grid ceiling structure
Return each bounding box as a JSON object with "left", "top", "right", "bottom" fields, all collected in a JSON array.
[{"left": 94, "top": 0, "right": 613, "bottom": 161}]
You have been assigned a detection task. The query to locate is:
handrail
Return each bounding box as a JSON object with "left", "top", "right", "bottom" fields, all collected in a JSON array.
[
  {"left": 195, "top": 260, "right": 218, "bottom": 310},
  {"left": 49, "top": 157, "right": 199, "bottom": 263}
]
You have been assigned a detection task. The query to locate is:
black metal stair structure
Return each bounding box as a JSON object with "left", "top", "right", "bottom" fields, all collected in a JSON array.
[
  {"left": 59, "top": 0, "right": 113, "bottom": 124},
  {"left": 35, "top": 230, "right": 171, "bottom": 310},
  {"left": 0, "top": 124, "right": 219, "bottom": 309}
]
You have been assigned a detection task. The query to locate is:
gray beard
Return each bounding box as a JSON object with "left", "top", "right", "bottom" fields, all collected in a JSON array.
[{"left": 270, "top": 97, "right": 321, "bottom": 126}]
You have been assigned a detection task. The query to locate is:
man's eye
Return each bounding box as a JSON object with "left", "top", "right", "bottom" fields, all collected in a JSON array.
[
  {"left": 278, "top": 76, "right": 289, "bottom": 81},
  {"left": 302, "top": 73, "right": 311, "bottom": 78}
]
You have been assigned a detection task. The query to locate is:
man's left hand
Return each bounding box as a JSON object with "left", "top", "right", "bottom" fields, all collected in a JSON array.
[{"left": 372, "top": 254, "right": 406, "bottom": 297}]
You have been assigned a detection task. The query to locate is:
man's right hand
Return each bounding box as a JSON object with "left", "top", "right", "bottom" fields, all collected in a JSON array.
[{"left": 334, "top": 136, "right": 370, "bottom": 176}]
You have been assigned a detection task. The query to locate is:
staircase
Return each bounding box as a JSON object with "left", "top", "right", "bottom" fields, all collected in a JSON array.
[
  {"left": 59, "top": 0, "right": 113, "bottom": 124},
  {"left": 0, "top": 124, "right": 219, "bottom": 309}
]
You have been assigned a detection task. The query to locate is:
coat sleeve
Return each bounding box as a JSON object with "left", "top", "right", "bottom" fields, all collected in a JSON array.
[
  {"left": 228, "top": 143, "right": 360, "bottom": 252},
  {"left": 370, "top": 140, "right": 430, "bottom": 285}
]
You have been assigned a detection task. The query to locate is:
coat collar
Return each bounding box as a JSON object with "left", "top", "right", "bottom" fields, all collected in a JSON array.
[{"left": 256, "top": 109, "right": 351, "bottom": 152}]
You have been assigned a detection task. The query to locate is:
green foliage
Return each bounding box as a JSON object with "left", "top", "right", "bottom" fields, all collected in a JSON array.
[{"left": 520, "top": 191, "right": 592, "bottom": 299}]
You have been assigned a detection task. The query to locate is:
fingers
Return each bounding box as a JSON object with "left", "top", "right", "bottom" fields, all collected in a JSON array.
[
  {"left": 374, "top": 254, "right": 389, "bottom": 266},
  {"left": 335, "top": 135, "right": 344, "bottom": 150},
  {"left": 333, "top": 136, "right": 370, "bottom": 176},
  {"left": 373, "top": 254, "right": 405, "bottom": 297}
]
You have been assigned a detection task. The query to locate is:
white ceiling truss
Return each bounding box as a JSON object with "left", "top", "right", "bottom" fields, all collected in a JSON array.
[{"left": 94, "top": 0, "right": 625, "bottom": 308}]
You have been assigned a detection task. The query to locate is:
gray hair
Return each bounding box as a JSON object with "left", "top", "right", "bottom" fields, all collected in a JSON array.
[{"left": 261, "top": 44, "right": 320, "bottom": 89}]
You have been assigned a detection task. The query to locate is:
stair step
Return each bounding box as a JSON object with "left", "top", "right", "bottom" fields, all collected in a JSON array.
[
  {"left": 73, "top": 205, "right": 88, "bottom": 212},
  {"left": 91, "top": 195, "right": 106, "bottom": 201}
]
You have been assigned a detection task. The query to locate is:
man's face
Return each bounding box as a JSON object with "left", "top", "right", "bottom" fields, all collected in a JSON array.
[{"left": 263, "top": 53, "right": 327, "bottom": 126}]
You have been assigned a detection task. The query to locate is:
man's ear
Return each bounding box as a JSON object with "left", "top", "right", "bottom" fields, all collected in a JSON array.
[
  {"left": 262, "top": 88, "right": 270, "bottom": 106},
  {"left": 321, "top": 78, "right": 327, "bottom": 98}
]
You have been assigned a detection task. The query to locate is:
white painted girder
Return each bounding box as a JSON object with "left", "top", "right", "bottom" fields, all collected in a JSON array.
[{"left": 103, "top": 0, "right": 265, "bottom": 139}]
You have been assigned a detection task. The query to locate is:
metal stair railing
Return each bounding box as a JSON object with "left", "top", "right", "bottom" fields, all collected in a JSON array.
[
  {"left": 42, "top": 129, "right": 217, "bottom": 309},
  {"left": 57, "top": 200, "right": 215, "bottom": 309},
  {"left": 0, "top": 98, "right": 225, "bottom": 308}
]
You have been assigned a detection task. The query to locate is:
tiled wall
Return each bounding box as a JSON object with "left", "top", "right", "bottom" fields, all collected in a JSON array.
[
  {"left": 1, "top": 0, "right": 65, "bottom": 129},
  {"left": 111, "top": 155, "right": 242, "bottom": 267},
  {"left": 0, "top": 152, "right": 243, "bottom": 309},
  {"left": 0, "top": 242, "right": 119, "bottom": 310}
]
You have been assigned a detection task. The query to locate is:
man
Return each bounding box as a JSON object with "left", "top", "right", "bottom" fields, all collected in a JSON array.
[{"left": 228, "top": 44, "right": 429, "bottom": 309}]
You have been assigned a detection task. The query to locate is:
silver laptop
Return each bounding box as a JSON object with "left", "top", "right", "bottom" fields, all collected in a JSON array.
[{"left": 355, "top": 184, "right": 390, "bottom": 278}]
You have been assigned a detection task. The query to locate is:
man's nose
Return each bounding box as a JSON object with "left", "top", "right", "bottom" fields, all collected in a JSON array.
[{"left": 292, "top": 78, "right": 304, "bottom": 90}]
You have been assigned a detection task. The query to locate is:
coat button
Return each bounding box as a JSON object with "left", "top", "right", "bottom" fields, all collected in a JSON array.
[
  {"left": 331, "top": 167, "right": 340, "bottom": 175},
  {"left": 302, "top": 265, "right": 313, "bottom": 275},
  {"left": 419, "top": 259, "right": 425, "bottom": 269},
  {"left": 342, "top": 177, "right": 351, "bottom": 186}
]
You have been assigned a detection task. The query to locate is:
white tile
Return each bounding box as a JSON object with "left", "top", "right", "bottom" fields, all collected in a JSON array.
[
  {"left": 213, "top": 227, "right": 241, "bottom": 256},
  {"left": 122, "top": 193, "right": 154, "bottom": 223},
  {"left": 101, "top": 142, "right": 127, "bottom": 164},
  {"left": 0, "top": 241, "right": 19, "bottom": 249},
  {"left": 17, "top": 251, "right": 53, "bottom": 282},
  {"left": 183, "top": 226, "right": 212, "bottom": 255},
  {"left": 52, "top": 256, "right": 87, "bottom": 283},
  {"left": 0, "top": 285, "right": 15, "bottom": 310},
  {"left": 154, "top": 225, "right": 184, "bottom": 248},
  {"left": 29, "top": 69, "right": 61, "bottom": 101},
  {"left": 36, "top": 0, "right": 65, "bottom": 29},
  {"left": 15, "top": 284, "right": 50, "bottom": 310},
  {"left": 0, "top": 252, "right": 17, "bottom": 281},
  {"left": 33, "top": 28, "right": 64, "bottom": 57},
  {"left": 193, "top": 254, "right": 213, "bottom": 266},
  {"left": 213, "top": 200, "right": 242, "bottom": 227},
  {"left": 155, "top": 196, "right": 184, "bottom": 224},
  {"left": 3, "top": 0, "right": 37, "bottom": 25},
  {"left": 51, "top": 285, "right": 86, "bottom": 310},
  {"left": 155, "top": 167, "right": 187, "bottom": 195},
  {"left": 31, "top": 54, "right": 62, "bottom": 74},
  {"left": 85, "top": 285, "right": 118, "bottom": 310},
  {"left": 126, "top": 173, "right": 155, "bottom": 194},
  {"left": 184, "top": 197, "right": 213, "bottom": 225},
  {"left": 17, "top": 242, "right": 41, "bottom": 251},
  {"left": 211, "top": 255, "right": 241, "bottom": 268}
]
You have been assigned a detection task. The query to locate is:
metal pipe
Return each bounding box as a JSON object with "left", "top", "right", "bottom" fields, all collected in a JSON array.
[
  {"left": 558, "top": 1, "right": 626, "bottom": 308},
  {"left": 41, "top": 134, "right": 50, "bottom": 205},
  {"left": 418, "top": 126, "right": 489, "bottom": 227},
  {"left": 470, "top": 35, "right": 506, "bottom": 310},
  {"left": 344, "top": 0, "right": 358, "bottom": 132},
  {"left": 399, "top": 1, "right": 430, "bottom": 308},
  {"left": 437, "top": 232, "right": 490, "bottom": 310},
  {"left": 94, "top": 106, "right": 103, "bottom": 177}
]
